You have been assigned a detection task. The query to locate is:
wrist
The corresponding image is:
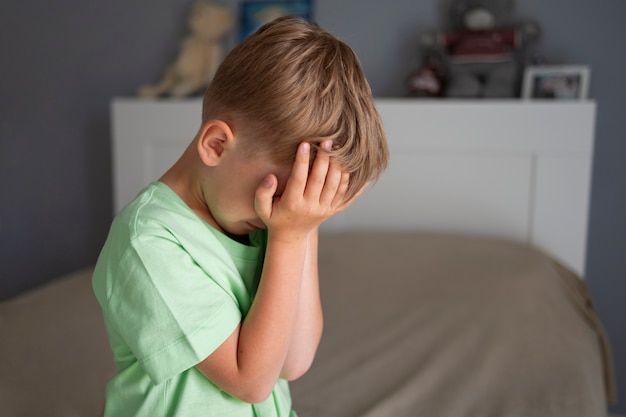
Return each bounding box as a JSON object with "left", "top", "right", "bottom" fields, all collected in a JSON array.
[{"left": 267, "top": 228, "right": 310, "bottom": 246}]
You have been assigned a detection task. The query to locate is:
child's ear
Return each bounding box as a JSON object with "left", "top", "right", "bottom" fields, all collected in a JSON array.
[{"left": 196, "top": 120, "right": 234, "bottom": 166}]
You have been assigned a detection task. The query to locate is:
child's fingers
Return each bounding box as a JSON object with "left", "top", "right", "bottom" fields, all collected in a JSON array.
[
  {"left": 304, "top": 140, "right": 332, "bottom": 200},
  {"left": 283, "top": 142, "right": 311, "bottom": 199},
  {"left": 331, "top": 172, "right": 353, "bottom": 210},
  {"left": 319, "top": 160, "right": 343, "bottom": 206},
  {"left": 254, "top": 174, "right": 278, "bottom": 221}
]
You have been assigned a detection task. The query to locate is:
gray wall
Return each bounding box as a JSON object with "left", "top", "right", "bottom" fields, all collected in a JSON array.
[{"left": 1, "top": 0, "right": 624, "bottom": 412}]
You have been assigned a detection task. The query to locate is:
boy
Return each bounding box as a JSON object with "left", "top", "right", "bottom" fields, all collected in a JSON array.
[{"left": 93, "top": 16, "right": 388, "bottom": 416}]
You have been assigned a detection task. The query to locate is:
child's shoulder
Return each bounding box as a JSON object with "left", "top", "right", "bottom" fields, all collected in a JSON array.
[{"left": 113, "top": 182, "right": 201, "bottom": 240}]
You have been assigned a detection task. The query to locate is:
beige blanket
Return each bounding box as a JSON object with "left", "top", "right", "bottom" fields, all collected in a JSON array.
[{"left": 291, "top": 232, "right": 615, "bottom": 417}]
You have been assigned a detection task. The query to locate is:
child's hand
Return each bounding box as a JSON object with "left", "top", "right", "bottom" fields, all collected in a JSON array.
[{"left": 255, "top": 140, "right": 353, "bottom": 241}]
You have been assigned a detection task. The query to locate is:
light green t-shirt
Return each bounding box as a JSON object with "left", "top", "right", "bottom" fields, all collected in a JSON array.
[{"left": 93, "top": 182, "right": 295, "bottom": 417}]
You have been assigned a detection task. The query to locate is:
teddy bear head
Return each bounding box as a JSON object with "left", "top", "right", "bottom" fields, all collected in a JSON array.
[
  {"left": 446, "top": 0, "right": 515, "bottom": 31},
  {"left": 188, "top": 1, "right": 233, "bottom": 41}
]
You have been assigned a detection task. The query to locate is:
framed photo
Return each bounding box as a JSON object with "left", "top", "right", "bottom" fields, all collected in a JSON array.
[
  {"left": 522, "top": 66, "right": 590, "bottom": 100},
  {"left": 239, "top": 1, "right": 313, "bottom": 42}
]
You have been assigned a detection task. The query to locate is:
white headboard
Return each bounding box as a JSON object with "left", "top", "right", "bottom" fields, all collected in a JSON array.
[{"left": 111, "top": 98, "right": 596, "bottom": 276}]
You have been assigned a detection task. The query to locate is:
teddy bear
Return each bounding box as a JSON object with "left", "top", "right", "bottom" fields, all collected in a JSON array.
[
  {"left": 413, "top": 0, "right": 540, "bottom": 98},
  {"left": 138, "top": 1, "right": 233, "bottom": 98}
]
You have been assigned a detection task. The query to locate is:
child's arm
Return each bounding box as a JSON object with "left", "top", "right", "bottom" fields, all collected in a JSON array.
[
  {"left": 196, "top": 141, "right": 350, "bottom": 403},
  {"left": 279, "top": 228, "right": 323, "bottom": 380}
]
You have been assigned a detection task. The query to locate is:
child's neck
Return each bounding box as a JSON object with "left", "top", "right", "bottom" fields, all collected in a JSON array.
[{"left": 160, "top": 152, "right": 222, "bottom": 234}]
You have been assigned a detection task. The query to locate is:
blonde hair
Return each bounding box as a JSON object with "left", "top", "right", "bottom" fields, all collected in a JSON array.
[{"left": 202, "top": 16, "right": 388, "bottom": 201}]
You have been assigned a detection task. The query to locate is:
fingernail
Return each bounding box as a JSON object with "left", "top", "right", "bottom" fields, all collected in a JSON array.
[
  {"left": 302, "top": 142, "right": 310, "bottom": 153},
  {"left": 322, "top": 140, "right": 332, "bottom": 151},
  {"left": 263, "top": 176, "right": 273, "bottom": 187}
]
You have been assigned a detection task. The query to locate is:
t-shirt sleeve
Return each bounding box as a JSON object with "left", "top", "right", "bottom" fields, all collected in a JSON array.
[{"left": 108, "top": 232, "right": 242, "bottom": 385}]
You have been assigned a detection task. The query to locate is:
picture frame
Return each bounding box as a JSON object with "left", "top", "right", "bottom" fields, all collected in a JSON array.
[
  {"left": 522, "top": 65, "right": 591, "bottom": 100},
  {"left": 238, "top": 0, "right": 313, "bottom": 42}
]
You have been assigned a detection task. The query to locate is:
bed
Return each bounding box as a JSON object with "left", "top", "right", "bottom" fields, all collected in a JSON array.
[
  {"left": 292, "top": 231, "right": 614, "bottom": 416},
  {"left": 0, "top": 99, "right": 615, "bottom": 416}
]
